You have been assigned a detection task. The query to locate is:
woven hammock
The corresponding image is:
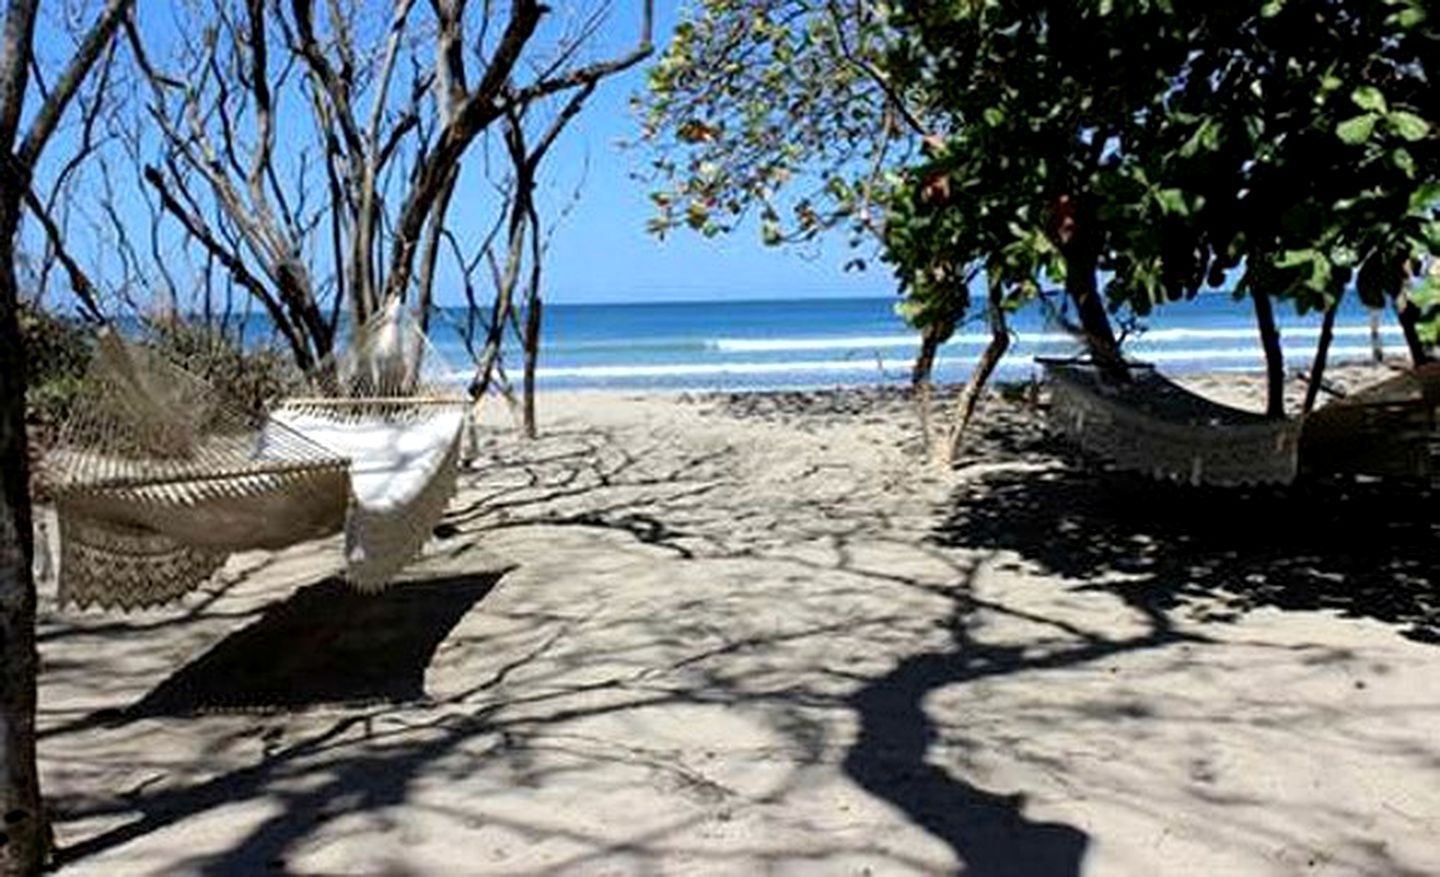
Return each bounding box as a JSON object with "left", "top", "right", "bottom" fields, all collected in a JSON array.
[
  {"left": 46, "top": 302, "right": 468, "bottom": 610},
  {"left": 276, "top": 301, "right": 469, "bottom": 589},
  {"left": 1299, "top": 363, "right": 1440, "bottom": 482},
  {"left": 1044, "top": 360, "right": 1303, "bottom": 486},
  {"left": 46, "top": 333, "right": 352, "bottom": 610}
]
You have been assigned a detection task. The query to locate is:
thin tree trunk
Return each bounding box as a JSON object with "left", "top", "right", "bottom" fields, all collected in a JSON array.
[
  {"left": 416, "top": 171, "right": 458, "bottom": 336},
  {"left": 520, "top": 179, "right": 544, "bottom": 439},
  {"left": 1303, "top": 297, "right": 1339, "bottom": 415},
  {"left": 0, "top": 3, "right": 130, "bottom": 869},
  {"left": 0, "top": 204, "right": 43, "bottom": 877},
  {"left": 1369, "top": 308, "right": 1384, "bottom": 363},
  {"left": 1396, "top": 297, "right": 1432, "bottom": 366},
  {"left": 1063, "top": 248, "right": 1124, "bottom": 380},
  {"left": 911, "top": 319, "right": 950, "bottom": 456},
  {"left": 522, "top": 296, "right": 541, "bottom": 439},
  {"left": 940, "top": 279, "right": 1009, "bottom": 464},
  {"left": 1253, "top": 288, "right": 1285, "bottom": 417},
  {"left": 911, "top": 321, "right": 948, "bottom": 389}
]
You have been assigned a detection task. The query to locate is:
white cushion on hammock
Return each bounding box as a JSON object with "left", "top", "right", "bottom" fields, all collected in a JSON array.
[
  {"left": 264, "top": 407, "right": 466, "bottom": 589},
  {"left": 262, "top": 409, "right": 464, "bottom": 512}
]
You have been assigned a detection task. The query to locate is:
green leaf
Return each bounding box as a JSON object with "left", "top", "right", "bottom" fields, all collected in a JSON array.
[
  {"left": 1308, "top": 251, "right": 1334, "bottom": 293},
  {"left": 1178, "top": 118, "right": 1220, "bottom": 158},
  {"left": 1351, "top": 86, "right": 1387, "bottom": 113},
  {"left": 1275, "top": 249, "right": 1315, "bottom": 269},
  {"left": 1336, "top": 114, "right": 1377, "bottom": 145},
  {"left": 1387, "top": 6, "right": 1426, "bottom": 29},
  {"left": 1386, "top": 111, "right": 1431, "bottom": 142},
  {"left": 1410, "top": 183, "right": 1440, "bottom": 213},
  {"left": 1154, "top": 188, "right": 1189, "bottom": 216},
  {"left": 1392, "top": 147, "right": 1417, "bottom": 177}
]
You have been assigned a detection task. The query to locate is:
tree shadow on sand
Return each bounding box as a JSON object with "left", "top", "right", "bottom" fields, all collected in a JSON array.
[
  {"left": 126, "top": 572, "right": 507, "bottom": 716},
  {"left": 843, "top": 414, "right": 1440, "bottom": 876},
  {"left": 50, "top": 397, "right": 1440, "bottom": 875},
  {"left": 935, "top": 452, "right": 1440, "bottom": 645},
  {"left": 842, "top": 568, "right": 1109, "bottom": 877}
]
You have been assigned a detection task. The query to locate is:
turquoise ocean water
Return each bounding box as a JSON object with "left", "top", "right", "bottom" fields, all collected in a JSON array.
[{"left": 420, "top": 293, "right": 1401, "bottom": 392}]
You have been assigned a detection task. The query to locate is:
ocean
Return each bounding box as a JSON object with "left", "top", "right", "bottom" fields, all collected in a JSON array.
[{"left": 422, "top": 293, "right": 1401, "bottom": 392}]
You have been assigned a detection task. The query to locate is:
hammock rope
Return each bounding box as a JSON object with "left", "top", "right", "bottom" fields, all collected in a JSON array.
[
  {"left": 1043, "top": 360, "right": 1303, "bottom": 487},
  {"left": 46, "top": 302, "right": 468, "bottom": 610},
  {"left": 1045, "top": 358, "right": 1440, "bottom": 487}
]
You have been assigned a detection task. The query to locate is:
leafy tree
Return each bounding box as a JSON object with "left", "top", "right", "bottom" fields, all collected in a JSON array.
[
  {"left": 883, "top": 3, "right": 1248, "bottom": 376},
  {"left": 882, "top": 0, "right": 1438, "bottom": 415},
  {"left": 639, "top": 2, "right": 984, "bottom": 457},
  {"left": 640, "top": 0, "right": 914, "bottom": 245}
]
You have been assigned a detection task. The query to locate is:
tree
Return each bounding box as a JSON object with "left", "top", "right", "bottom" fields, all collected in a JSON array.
[
  {"left": 459, "top": 9, "right": 654, "bottom": 438},
  {"left": 640, "top": 2, "right": 982, "bottom": 456},
  {"left": 125, "top": 1, "right": 652, "bottom": 374},
  {"left": 1, "top": 4, "right": 133, "bottom": 871},
  {"left": 883, "top": 3, "right": 1250, "bottom": 378},
  {"left": 640, "top": 1, "right": 932, "bottom": 239},
  {"left": 883, "top": 0, "right": 1438, "bottom": 416}
]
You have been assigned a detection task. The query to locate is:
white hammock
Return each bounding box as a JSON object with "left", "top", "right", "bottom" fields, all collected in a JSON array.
[
  {"left": 48, "top": 304, "right": 468, "bottom": 610},
  {"left": 1044, "top": 360, "right": 1303, "bottom": 487},
  {"left": 268, "top": 400, "right": 465, "bottom": 590}
]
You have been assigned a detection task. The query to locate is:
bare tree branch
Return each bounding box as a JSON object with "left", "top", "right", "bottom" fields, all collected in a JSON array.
[{"left": 15, "top": 0, "right": 130, "bottom": 166}]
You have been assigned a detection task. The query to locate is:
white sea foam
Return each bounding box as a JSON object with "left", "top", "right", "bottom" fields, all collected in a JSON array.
[
  {"left": 711, "top": 324, "right": 1401, "bottom": 353},
  {"left": 1139, "top": 344, "right": 1379, "bottom": 363},
  {"left": 536, "top": 358, "right": 914, "bottom": 379},
  {"left": 532, "top": 344, "right": 1381, "bottom": 381}
]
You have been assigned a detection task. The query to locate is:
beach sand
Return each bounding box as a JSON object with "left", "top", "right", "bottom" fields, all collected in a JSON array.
[{"left": 33, "top": 366, "right": 1440, "bottom": 875}]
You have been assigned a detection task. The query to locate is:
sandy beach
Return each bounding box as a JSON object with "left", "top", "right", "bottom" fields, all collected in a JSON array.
[{"left": 32, "top": 367, "right": 1440, "bottom": 876}]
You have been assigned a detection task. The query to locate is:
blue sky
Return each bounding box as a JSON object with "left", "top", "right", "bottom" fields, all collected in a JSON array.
[
  {"left": 26, "top": 3, "right": 894, "bottom": 311},
  {"left": 457, "top": 4, "right": 896, "bottom": 306}
]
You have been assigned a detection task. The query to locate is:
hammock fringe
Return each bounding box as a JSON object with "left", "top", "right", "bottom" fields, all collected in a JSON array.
[
  {"left": 1044, "top": 361, "right": 1302, "bottom": 487},
  {"left": 47, "top": 302, "right": 468, "bottom": 611}
]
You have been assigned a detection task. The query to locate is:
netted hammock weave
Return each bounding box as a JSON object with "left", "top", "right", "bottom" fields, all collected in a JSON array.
[
  {"left": 1299, "top": 363, "right": 1440, "bottom": 482},
  {"left": 46, "top": 303, "right": 468, "bottom": 610},
  {"left": 1044, "top": 360, "right": 1303, "bottom": 487},
  {"left": 280, "top": 301, "right": 469, "bottom": 590}
]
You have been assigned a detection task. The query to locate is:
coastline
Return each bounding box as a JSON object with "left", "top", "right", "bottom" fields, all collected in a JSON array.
[{"left": 35, "top": 364, "right": 1440, "bottom": 875}]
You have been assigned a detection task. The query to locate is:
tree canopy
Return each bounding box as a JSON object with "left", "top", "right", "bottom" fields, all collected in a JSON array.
[
  {"left": 880, "top": 0, "right": 1438, "bottom": 406},
  {"left": 639, "top": 1, "right": 921, "bottom": 248},
  {"left": 643, "top": 0, "right": 1438, "bottom": 422}
]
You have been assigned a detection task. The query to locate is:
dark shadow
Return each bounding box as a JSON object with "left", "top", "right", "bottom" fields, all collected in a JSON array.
[
  {"left": 934, "top": 455, "right": 1440, "bottom": 644},
  {"left": 844, "top": 403, "right": 1440, "bottom": 875},
  {"left": 126, "top": 572, "right": 506, "bottom": 717},
  {"left": 843, "top": 584, "right": 1100, "bottom": 876}
]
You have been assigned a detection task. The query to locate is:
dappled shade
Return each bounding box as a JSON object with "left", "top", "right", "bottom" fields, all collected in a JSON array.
[
  {"left": 126, "top": 573, "right": 502, "bottom": 716},
  {"left": 936, "top": 453, "right": 1440, "bottom": 644}
]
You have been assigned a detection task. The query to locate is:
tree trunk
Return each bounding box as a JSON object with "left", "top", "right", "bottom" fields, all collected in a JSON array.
[
  {"left": 911, "top": 321, "right": 948, "bottom": 389},
  {"left": 939, "top": 279, "right": 1009, "bottom": 464},
  {"left": 1369, "top": 308, "right": 1384, "bottom": 363},
  {"left": 1252, "top": 288, "right": 1285, "bottom": 417},
  {"left": 1303, "top": 297, "right": 1339, "bottom": 415},
  {"left": 1396, "top": 297, "right": 1432, "bottom": 366},
  {"left": 911, "top": 319, "right": 951, "bottom": 457},
  {"left": 416, "top": 169, "right": 459, "bottom": 336},
  {"left": 521, "top": 294, "right": 541, "bottom": 439},
  {"left": 0, "top": 202, "right": 44, "bottom": 877},
  {"left": 1063, "top": 248, "right": 1124, "bottom": 379}
]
